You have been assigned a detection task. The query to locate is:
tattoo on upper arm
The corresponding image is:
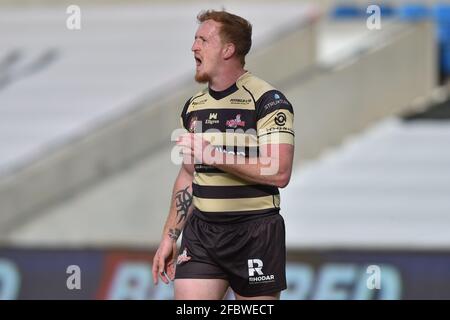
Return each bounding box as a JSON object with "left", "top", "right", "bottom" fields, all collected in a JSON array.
[
  {"left": 175, "top": 186, "right": 193, "bottom": 224},
  {"left": 168, "top": 228, "right": 181, "bottom": 241}
]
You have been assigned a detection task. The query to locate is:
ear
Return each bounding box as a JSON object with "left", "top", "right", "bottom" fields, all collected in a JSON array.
[{"left": 223, "top": 43, "right": 236, "bottom": 60}]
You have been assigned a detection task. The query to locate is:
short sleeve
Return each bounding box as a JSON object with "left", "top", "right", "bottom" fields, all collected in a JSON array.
[
  {"left": 256, "top": 90, "right": 294, "bottom": 145},
  {"left": 180, "top": 98, "right": 191, "bottom": 130}
]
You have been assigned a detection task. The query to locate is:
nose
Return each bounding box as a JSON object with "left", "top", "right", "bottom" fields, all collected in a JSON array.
[{"left": 191, "top": 39, "right": 200, "bottom": 52}]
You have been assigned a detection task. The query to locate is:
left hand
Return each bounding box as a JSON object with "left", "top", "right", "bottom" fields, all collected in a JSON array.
[{"left": 152, "top": 239, "right": 178, "bottom": 284}]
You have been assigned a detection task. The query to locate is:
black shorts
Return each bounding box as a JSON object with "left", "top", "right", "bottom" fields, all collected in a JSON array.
[{"left": 174, "top": 209, "right": 287, "bottom": 297}]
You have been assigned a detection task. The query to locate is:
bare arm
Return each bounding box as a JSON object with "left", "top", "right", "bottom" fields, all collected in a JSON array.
[
  {"left": 152, "top": 161, "right": 194, "bottom": 285},
  {"left": 161, "top": 162, "right": 194, "bottom": 241},
  {"left": 212, "top": 144, "right": 294, "bottom": 188}
]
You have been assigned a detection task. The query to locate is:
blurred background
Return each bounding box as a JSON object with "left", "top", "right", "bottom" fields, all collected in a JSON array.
[{"left": 0, "top": 0, "right": 449, "bottom": 299}]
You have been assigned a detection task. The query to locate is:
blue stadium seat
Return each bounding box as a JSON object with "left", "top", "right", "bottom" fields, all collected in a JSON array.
[
  {"left": 434, "top": 3, "right": 450, "bottom": 21},
  {"left": 331, "top": 3, "right": 397, "bottom": 20},
  {"left": 378, "top": 4, "right": 397, "bottom": 18},
  {"left": 440, "top": 43, "right": 450, "bottom": 74},
  {"left": 434, "top": 4, "right": 450, "bottom": 42},
  {"left": 398, "top": 4, "right": 430, "bottom": 21},
  {"left": 331, "top": 4, "right": 363, "bottom": 19},
  {"left": 434, "top": 4, "right": 450, "bottom": 75}
]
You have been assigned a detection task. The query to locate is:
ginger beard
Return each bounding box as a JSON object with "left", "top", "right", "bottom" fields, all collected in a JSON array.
[
  {"left": 194, "top": 65, "right": 210, "bottom": 83},
  {"left": 194, "top": 55, "right": 212, "bottom": 83},
  {"left": 194, "top": 52, "right": 225, "bottom": 83}
]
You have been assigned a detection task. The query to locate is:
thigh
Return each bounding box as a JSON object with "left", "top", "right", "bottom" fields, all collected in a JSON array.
[
  {"left": 174, "top": 278, "right": 229, "bottom": 300},
  {"left": 234, "top": 291, "right": 280, "bottom": 300}
]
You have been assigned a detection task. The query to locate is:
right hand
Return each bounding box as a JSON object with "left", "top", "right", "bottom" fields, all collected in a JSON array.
[{"left": 152, "top": 239, "right": 178, "bottom": 285}]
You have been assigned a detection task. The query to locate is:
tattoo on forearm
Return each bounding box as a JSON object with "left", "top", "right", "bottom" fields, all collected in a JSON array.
[
  {"left": 168, "top": 228, "right": 181, "bottom": 241},
  {"left": 175, "top": 186, "right": 193, "bottom": 224}
]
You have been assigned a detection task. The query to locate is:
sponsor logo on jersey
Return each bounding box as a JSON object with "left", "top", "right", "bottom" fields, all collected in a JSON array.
[
  {"left": 230, "top": 98, "right": 252, "bottom": 105},
  {"left": 205, "top": 113, "right": 219, "bottom": 125},
  {"left": 192, "top": 99, "right": 207, "bottom": 106},
  {"left": 188, "top": 116, "right": 198, "bottom": 133},
  {"left": 263, "top": 99, "right": 290, "bottom": 111},
  {"left": 214, "top": 146, "right": 246, "bottom": 157},
  {"left": 274, "top": 112, "right": 287, "bottom": 126},
  {"left": 226, "top": 114, "right": 246, "bottom": 128},
  {"left": 262, "top": 127, "right": 294, "bottom": 135}
]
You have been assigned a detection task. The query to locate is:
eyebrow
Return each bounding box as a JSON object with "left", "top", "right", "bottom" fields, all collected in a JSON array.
[{"left": 195, "top": 35, "right": 207, "bottom": 41}]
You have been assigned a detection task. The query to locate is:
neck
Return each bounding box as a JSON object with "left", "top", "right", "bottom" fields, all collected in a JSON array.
[{"left": 209, "top": 65, "right": 246, "bottom": 91}]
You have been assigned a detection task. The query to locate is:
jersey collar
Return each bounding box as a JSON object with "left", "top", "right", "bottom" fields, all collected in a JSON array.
[{"left": 208, "top": 83, "right": 238, "bottom": 100}]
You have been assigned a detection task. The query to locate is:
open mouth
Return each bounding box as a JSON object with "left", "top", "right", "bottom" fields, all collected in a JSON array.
[{"left": 195, "top": 56, "right": 202, "bottom": 67}]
